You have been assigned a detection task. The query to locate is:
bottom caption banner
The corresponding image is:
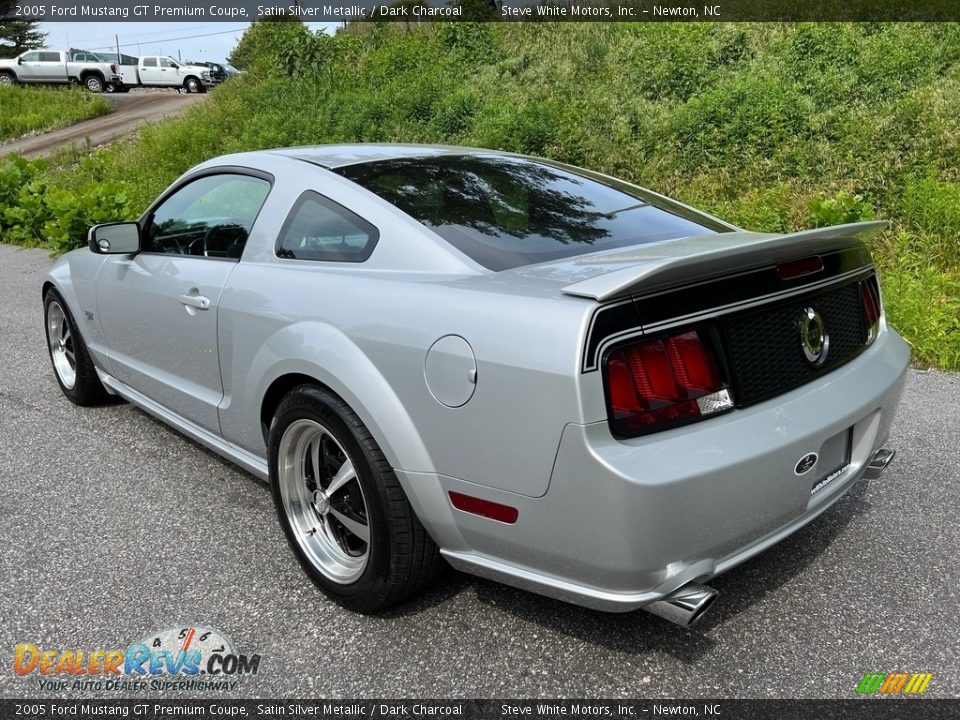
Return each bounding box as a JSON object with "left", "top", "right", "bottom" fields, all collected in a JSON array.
[{"left": 2, "top": 700, "right": 959, "bottom": 720}]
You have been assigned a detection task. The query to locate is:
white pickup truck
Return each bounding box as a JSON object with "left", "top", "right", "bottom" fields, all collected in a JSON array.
[
  {"left": 0, "top": 50, "right": 122, "bottom": 92},
  {"left": 114, "top": 56, "right": 214, "bottom": 94}
]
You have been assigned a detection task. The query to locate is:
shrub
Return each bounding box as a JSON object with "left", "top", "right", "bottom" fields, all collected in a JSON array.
[{"left": 0, "top": 155, "right": 133, "bottom": 251}]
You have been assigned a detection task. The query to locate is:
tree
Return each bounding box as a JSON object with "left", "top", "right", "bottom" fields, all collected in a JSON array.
[
  {"left": 228, "top": 15, "right": 309, "bottom": 71},
  {"left": 0, "top": 10, "right": 48, "bottom": 59}
]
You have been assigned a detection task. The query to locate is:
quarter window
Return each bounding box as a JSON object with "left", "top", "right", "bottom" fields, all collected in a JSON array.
[
  {"left": 277, "top": 191, "right": 378, "bottom": 263},
  {"left": 144, "top": 174, "right": 271, "bottom": 259}
]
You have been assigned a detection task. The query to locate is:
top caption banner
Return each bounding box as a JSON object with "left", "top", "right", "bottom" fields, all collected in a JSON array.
[{"left": 5, "top": 0, "right": 960, "bottom": 22}]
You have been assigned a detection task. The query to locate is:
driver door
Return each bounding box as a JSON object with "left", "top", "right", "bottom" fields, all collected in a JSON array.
[
  {"left": 17, "top": 51, "right": 42, "bottom": 81},
  {"left": 95, "top": 172, "right": 271, "bottom": 433}
]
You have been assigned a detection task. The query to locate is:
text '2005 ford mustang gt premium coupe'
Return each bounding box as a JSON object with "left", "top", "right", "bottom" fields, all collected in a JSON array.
[{"left": 42, "top": 145, "right": 909, "bottom": 626}]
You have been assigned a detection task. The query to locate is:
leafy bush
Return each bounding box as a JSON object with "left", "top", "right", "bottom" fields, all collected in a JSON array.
[
  {"left": 0, "top": 155, "right": 133, "bottom": 250},
  {"left": 808, "top": 191, "right": 876, "bottom": 227}
]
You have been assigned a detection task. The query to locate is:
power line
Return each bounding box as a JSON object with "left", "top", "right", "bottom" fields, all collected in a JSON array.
[
  {"left": 54, "top": 23, "right": 227, "bottom": 48},
  {"left": 82, "top": 25, "right": 251, "bottom": 52}
]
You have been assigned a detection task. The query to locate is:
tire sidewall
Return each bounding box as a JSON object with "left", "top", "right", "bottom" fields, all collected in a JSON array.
[
  {"left": 268, "top": 387, "right": 393, "bottom": 608},
  {"left": 0, "top": 73, "right": 15, "bottom": 86},
  {"left": 186, "top": 78, "right": 199, "bottom": 93},
  {"left": 43, "top": 291, "right": 81, "bottom": 401},
  {"left": 84, "top": 75, "right": 104, "bottom": 92}
]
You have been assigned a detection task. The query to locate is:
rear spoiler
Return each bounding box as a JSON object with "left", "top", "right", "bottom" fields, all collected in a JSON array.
[{"left": 561, "top": 221, "right": 887, "bottom": 302}]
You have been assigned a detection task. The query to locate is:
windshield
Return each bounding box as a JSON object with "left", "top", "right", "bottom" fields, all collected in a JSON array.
[{"left": 337, "top": 155, "right": 729, "bottom": 271}]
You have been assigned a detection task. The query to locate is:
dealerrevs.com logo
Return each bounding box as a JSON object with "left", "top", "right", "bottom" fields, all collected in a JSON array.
[{"left": 13, "top": 626, "right": 261, "bottom": 692}]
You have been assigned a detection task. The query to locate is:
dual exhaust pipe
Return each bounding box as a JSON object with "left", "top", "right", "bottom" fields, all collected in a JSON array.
[
  {"left": 644, "top": 582, "right": 718, "bottom": 627},
  {"left": 645, "top": 447, "right": 897, "bottom": 627}
]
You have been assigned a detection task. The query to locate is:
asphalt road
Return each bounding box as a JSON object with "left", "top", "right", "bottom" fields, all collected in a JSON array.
[
  {"left": 0, "top": 91, "right": 206, "bottom": 160},
  {"left": 0, "top": 243, "right": 957, "bottom": 699}
]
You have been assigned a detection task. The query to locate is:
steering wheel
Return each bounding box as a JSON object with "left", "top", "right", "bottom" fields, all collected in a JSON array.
[{"left": 200, "top": 224, "right": 247, "bottom": 258}]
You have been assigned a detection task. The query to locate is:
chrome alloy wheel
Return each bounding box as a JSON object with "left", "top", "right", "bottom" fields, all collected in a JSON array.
[
  {"left": 277, "top": 419, "right": 370, "bottom": 584},
  {"left": 46, "top": 301, "right": 77, "bottom": 390}
]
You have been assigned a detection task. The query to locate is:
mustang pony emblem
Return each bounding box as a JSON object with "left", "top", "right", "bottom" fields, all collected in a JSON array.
[{"left": 800, "top": 306, "right": 829, "bottom": 367}]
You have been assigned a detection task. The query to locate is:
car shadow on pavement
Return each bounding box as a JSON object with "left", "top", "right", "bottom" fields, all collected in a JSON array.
[{"left": 400, "top": 480, "right": 875, "bottom": 663}]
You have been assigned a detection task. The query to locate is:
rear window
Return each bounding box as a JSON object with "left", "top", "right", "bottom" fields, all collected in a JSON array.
[{"left": 336, "top": 155, "right": 728, "bottom": 271}]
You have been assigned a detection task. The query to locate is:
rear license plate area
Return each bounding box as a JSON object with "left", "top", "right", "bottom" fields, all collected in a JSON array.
[{"left": 811, "top": 428, "right": 852, "bottom": 495}]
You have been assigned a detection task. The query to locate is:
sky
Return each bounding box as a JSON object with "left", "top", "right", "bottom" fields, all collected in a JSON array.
[{"left": 38, "top": 22, "right": 338, "bottom": 63}]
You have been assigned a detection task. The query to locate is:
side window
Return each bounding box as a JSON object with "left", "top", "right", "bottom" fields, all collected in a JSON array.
[
  {"left": 144, "top": 174, "right": 271, "bottom": 259},
  {"left": 40, "top": 52, "right": 61, "bottom": 63},
  {"left": 276, "top": 191, "right": 378, "bottom": 263},
  {"left": 160, "top": 58, "right": 177, "bottom": 69},
  {"left": 143, "top": 57, "right": 157, "bottom": 68},
  {"left": 20, "top": 52, "right": 40, "bottom": 62}
]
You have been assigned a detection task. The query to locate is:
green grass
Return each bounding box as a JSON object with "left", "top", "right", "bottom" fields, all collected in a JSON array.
[
  {"left": 0, "top": 86, "right": 112, "bottom": 143},
  {"left": 4, "top": 22, "right": 960, "bottom": 369}
]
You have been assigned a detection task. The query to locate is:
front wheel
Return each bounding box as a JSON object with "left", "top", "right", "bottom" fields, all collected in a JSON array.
[
  {"left": 83, "top": 74, "right": 105, "bottom": 93},
  {"left": 0, "top": 72, "right": 17, "bottom": 86},
  {"left": 184, "top": 77, "right": 201, "bottom": 93},
  {"left": 269, "top": 385, "right": 442, "bottom": 612},
  {"left": 44, "top": 290, "right": 109, "bottom": 406}
]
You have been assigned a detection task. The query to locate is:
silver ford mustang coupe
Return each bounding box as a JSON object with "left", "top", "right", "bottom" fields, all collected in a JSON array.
[{"left": 43, "top": 145, "right": 909, "bottom": 625}]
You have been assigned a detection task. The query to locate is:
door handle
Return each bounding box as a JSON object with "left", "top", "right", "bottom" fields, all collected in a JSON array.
[{"left": 178, "top": 293, "right": 210, "bottom": 310}]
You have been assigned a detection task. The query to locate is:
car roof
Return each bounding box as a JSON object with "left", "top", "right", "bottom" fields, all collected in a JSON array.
[{"left": 266, "top": 144, "right": 515, "bottom": 170}]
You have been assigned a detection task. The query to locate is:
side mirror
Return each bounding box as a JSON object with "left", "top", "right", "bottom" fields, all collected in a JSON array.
[
  {"left": 88, "top": 222, "right": 141, "bottom": 255},
  {"left": 17, "top": 57, "right": 23, "bottom": 65}
]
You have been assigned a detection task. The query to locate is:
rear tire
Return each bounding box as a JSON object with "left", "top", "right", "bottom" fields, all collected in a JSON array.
[
  {"left": 268, "top": 385, "right": 443, "bottom": 612},
  {"left": 43, "top": 289, "right": 109, "bottom": 406}
]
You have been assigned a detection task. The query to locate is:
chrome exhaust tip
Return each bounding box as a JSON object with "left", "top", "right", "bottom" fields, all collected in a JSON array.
[
  {"left": 643, "top": 582, "right": 718, "bottom": 627},
  {"left": 865, "top": 448, "right": 896, "bottom": 479}
]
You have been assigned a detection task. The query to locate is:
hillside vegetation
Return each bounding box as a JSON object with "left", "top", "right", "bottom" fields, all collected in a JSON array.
[
  {"left": 0, "top": 85, "right": 111, "bottom": 142},
  {"left": 2, "top": 22, "right": 959, "bottom": 369}
]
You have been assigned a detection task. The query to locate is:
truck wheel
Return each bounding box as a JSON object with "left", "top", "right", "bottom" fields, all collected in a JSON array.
[
  {"left": 184, "top": 77, "right": 201, "bottom": 93},
  {"left": 0, "top": 72, "right": 17, "bottom": 86},
  {"left": 83, "top": 74, "right": 105, "bottom": 93},
  {"left": 105, "top": 82, "right": 117, "bottom": 93}
]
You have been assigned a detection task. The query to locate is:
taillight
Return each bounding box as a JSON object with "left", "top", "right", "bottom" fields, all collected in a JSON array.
[
  {"left": 111, "top": 63, "right": 118, "bottom": 73},
  {"left": 605, "top": 329, "right": 733, "bottom": 437},
  {"left": 860, "top": 276, "right": 881, "bottom": 345}
]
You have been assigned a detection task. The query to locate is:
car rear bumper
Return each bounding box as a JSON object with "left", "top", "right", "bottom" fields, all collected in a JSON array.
[{"left": 407, "top": 326, "right": 910, "bottom": 612}]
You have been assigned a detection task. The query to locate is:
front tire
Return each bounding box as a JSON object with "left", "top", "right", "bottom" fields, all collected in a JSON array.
[
  {"left": 83, "top": 74, "right": 105, "bottom": 93},
  {"left": 0, "top": 71, "right": 17, "bottom": 86},
  {"left": 43, "top": 290, "right": 109, "bottom": 406},
  {"left": 268, "top": 385, "right": 442, "bottom": 612},
  {"left": 184, "top": 77, "right": 201, "bottom": 93}
]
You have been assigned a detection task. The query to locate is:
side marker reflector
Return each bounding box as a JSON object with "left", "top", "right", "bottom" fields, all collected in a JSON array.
[{"left": 449, "top": 491, "right": 519, "bottom": 524}]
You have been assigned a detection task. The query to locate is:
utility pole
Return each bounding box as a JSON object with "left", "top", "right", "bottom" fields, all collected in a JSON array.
[{"left": 115, "top": 34, "right": 120, "bottom": 64}]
